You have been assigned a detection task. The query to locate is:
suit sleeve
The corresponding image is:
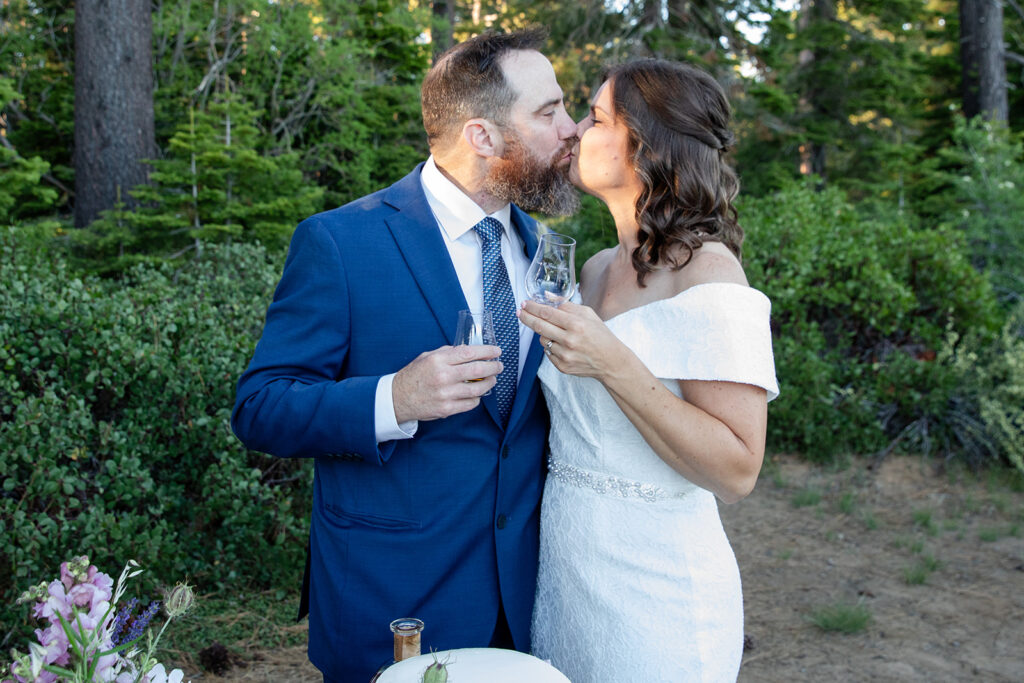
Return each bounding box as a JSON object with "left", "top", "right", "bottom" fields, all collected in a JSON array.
[{"left": 231, "top": 215, "right": 388, "bottom": 463}]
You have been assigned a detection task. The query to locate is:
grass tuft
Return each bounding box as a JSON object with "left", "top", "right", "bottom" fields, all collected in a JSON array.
[
  {"left": 837, "top": 491, "right": 857, "bottom": 514},
  {"left": 791, "top": 487, "right": 822, "bottom": 508},
  {"left": 808, "top": 601, "right": 872, "bottom": 634},
  {"left": 862, "top": 511, "right": 879, "bottom": 530},
  {"left": 912, "top": 508, "right": 938, "bottom": 536},
  {"left": 162, "top": 589, "right": 309, "bottom": 674},
  {"left": 903, "top": 553, "right": 941, "bottom": 585}
]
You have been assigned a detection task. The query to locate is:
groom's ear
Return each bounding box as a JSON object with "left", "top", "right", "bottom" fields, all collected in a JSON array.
[{"left": 463, "top": 118, "right": 503, "bottom": 158}]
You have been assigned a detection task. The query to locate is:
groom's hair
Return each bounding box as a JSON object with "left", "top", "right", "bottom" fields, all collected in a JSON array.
[{"left": 421, "top": 28, "right": 547, "bottom": 150}]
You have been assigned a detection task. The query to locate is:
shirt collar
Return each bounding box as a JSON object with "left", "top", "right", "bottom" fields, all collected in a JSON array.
[{"left": 421, "top": 155, "right": 512, "bottom": 242}]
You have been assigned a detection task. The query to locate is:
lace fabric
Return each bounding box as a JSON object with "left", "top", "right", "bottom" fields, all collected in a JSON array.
[{"left": 530, "top": 283, "right": 778, "bottom": 682}]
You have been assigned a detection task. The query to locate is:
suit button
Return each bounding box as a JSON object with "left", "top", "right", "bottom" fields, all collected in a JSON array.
[
  {"left": 496, "top": 514, "right": 507, "bottom": 530},
  {"left": 501, "top": 446, "right": 509, "bottom": 460}
]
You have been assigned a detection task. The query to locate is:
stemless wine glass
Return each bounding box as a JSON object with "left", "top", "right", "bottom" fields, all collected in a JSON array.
[
  {"left": 525, "top": 232, "right": 577, "bottom": 306},
  {"left": 455, "top": 309, "right": 496, "bottom": 392}
]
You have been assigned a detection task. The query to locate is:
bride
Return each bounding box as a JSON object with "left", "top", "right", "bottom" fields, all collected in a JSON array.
[{"left": 519, "top": 59, "right": 779, "bottom": 681}]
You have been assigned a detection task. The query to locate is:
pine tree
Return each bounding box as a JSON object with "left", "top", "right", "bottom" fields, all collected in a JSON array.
[{"left": 79, "top": 95, "right": 323, "bottom": 268}]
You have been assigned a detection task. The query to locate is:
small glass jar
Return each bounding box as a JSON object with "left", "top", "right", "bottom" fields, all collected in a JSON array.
[{"left": 390, "top": 617, "right": 424, "bottom": 662}]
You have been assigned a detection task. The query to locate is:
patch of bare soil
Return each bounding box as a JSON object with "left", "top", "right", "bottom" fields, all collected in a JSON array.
[
  {"left": 728, "top": 454, "right": 1024, "bottom": 682},
  {"left": 180, "top": 455, "right": 1024, "bottom": 682}
]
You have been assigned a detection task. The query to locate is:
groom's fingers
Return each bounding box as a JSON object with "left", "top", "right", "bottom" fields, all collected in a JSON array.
[{"left": 393, "top": 345, "right": 504, "bottom": 422}]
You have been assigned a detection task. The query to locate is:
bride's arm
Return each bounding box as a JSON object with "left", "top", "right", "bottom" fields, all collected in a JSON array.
[
  {"left": 517, "top": 300, "right": 767, "bottom": 505},
  {"left": 602, "top": 352, "right": 766, "bottom": 504}
]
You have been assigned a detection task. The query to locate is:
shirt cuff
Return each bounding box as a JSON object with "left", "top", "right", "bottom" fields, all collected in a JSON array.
[{"left": 375, "top": 373, "right": 418, "bottom": 443}]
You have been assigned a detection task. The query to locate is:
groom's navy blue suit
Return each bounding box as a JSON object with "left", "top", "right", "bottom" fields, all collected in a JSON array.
[{"left": 232, "top": 163, "right": 549, "bottom": 682}]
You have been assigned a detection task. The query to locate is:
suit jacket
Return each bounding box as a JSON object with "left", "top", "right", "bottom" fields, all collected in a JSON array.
[{"left": 231, "top": 163, "right": 550, "bottom": 682}]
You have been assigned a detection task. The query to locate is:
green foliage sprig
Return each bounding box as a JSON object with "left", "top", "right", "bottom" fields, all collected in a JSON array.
[
  {"left": 946, "top": 301, "right": 1024, "bottom": 473},
  {"left": 0, "top": 78, "right": 60, "bottom": 223}
]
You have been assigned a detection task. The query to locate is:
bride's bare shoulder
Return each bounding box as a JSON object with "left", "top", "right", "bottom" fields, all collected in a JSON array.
[{"left": 676, "top": 241, "right": 748, "bottom": 290}]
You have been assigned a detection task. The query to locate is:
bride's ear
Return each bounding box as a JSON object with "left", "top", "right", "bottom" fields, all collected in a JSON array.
[{"left": 463, "top": 118, "right": 504, "bottom": 158}]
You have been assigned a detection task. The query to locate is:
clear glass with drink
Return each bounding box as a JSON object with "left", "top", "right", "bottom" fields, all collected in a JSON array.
[
  {"left": 525, "top": 232, "right": 577, "bottom": 306},
  {"left": 455, "top": 309, "right": 496, "bottom": 392}
]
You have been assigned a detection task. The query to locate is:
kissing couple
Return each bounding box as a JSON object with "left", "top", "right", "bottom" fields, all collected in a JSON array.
[{"left": 233, "top": 27, "right": 778, "bottom": 683}]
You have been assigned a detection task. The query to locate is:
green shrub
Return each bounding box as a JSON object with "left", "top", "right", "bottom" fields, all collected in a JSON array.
[
  {"left": 740, "top": 180, "right": 1000, "bottom": 461},
  {"left": 0, "top": 225, "right": 311, "bottom": 641},
  {"left": 946, "top": 301, "right": 1024, "bottom": 473}
]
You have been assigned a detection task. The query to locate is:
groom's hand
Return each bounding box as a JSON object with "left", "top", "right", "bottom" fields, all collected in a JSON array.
[{"left": 392, "top": 345, "right": 503, "bottom": 423}]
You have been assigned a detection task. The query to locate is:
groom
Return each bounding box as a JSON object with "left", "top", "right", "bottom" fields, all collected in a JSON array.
[{"left": 232, "top": 28, "right": 579, "bottom": 683}]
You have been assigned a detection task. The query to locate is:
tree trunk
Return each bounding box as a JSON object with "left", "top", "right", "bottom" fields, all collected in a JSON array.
[
  {"left": 643, "top": 0, "right": 664, "bottom": 28},
  {"left": 809, "top": 0, "right": 834, "bottom": 179},
  {"left": 667, "top": 0, "right": 692, "bottom": 32},
  {"left": 960, "top": 0, "right": 1008, "bottom": 121},
  {"left": 795, "top": 0, "right": 835, "bottom": 181},
  {"left": 432, "top": 0, "right": 456, "bottom": 59},
  {"left": 74, "top": 0, "right": 157, "bottom": 228}
]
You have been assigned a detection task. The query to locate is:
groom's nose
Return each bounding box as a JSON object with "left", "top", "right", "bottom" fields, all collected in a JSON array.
[{"left": 556, "top": 108, "right": 577, "bottom": 140}]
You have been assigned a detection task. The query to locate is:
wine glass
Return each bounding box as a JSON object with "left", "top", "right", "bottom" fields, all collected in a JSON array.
[
  {"left": 525, "top": 232, "right": 577, "bottom": 306},
  {"left": 455, "top": 309, "right": 496, "bottom": 392}
]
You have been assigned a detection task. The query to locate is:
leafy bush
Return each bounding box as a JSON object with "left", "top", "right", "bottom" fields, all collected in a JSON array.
[
  {"left": 740, "top": 180, "right": 1000, "bottom": 460},
  {"left": 0, "top": 225, "right": 311, "bottom": 641},
  {"left": 945, "top": 301, "right": 1024, "bottom": 473}
]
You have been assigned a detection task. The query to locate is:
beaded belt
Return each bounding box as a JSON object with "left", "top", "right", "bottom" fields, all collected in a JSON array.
[{"left": 547, "top": 459, "right": 693, "bottom": 503}]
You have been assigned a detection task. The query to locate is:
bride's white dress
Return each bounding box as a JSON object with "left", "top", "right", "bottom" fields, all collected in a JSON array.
[{"left": 530, "top": 283, "right": 779, "bottom": 683}]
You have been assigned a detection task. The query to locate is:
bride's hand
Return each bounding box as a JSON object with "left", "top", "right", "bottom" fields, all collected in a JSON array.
[{"left": 517, "top": 300, "right": 623, "bottom": 380}]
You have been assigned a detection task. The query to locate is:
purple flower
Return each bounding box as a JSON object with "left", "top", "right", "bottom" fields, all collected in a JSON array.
[
  {"left": 34, "top": 579, "right": 72, "bottom": 623},
  {"left": 68, "top": 574, "right": 113, "bottom": 611},
  {"left": 111, "top": 599, "right": 161, "bottom": 647},
  {"left": 11, "top": 558, "right": 190, "bottom": 683},
  {"left": 111, "top": 598, "right": 139, "bottom": 637},
  {"left": 35, "top": 623, "right": 71, "bottom": 667},
  {"left": 91, "top": 651, "right": 120, "bottom": 681}
]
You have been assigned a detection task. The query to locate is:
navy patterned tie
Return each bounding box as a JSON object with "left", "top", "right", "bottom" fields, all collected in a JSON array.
[{"left": 473, "top": 217, "right": 518, "bottom": 426}]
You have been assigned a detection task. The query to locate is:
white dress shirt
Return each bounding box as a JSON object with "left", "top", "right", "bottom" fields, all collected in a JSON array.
[{"left": 373, "top": 156, "right": 534, "bottom": 442}]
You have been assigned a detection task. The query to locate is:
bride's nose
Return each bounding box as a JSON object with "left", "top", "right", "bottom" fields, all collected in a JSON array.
[{"left": 576, "top": 116, "right": 592, "bottom": 137}]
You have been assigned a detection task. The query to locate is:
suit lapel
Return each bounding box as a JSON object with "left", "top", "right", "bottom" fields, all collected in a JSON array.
[{"left": 383, "top": 165, "right": 467, "bottom": 345}]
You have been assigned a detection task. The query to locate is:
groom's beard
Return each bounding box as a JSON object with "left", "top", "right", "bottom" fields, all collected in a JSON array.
[{"left": 484, "top": 133, "right": 580, "bottom": 217}]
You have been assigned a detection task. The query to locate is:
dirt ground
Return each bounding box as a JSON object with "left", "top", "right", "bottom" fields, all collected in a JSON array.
[{"left": 190, "top": 454, "right": 1024, "bottom": 682}]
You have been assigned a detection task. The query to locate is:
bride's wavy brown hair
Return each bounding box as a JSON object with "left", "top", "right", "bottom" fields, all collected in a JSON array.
[{"left": 604, "top": 59, "right": 743, "bottom": 286}]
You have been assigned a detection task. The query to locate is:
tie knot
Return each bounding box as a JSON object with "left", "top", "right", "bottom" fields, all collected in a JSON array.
[{"left": 473, "top": 217, "right": 504, "bottom": 245}]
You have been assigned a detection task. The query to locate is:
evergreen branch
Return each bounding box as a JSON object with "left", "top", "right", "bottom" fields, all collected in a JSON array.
[
  {"left": 1006, "top": 51, "right": 1024, "bottom": 67},
  {"left": 0, "top": 127, "right": 74, "bottom": 197}
]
